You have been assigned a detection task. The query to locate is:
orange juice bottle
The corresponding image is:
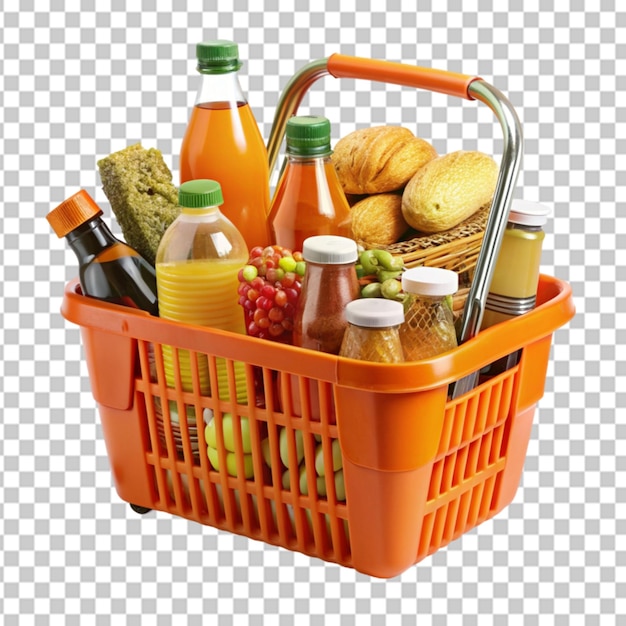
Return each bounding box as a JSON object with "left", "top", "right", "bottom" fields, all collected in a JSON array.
[
  {"left": 268, "top": 116, "right": 352, "bottom": 251},
  {"left": 179, "top": 40, "right": 270, "bottom": 250},
  {"left": 155, "top": 180, "right": 249, "bottom": 403}
]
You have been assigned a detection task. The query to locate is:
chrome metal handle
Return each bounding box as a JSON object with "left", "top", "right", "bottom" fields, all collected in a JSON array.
[{"left": 266, "top": 57, "right": 523, "bottom": 353}]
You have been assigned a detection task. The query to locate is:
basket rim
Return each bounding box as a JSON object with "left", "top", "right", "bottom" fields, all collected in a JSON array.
[{"left": 61, "top": 274, "right": 574, "bottom": 395}]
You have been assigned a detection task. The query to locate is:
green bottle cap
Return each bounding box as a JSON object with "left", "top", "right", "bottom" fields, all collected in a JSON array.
[
  {"left": 196, "top": 40, "right": 242, "bottom": 74},
  {"left": 178, "top": 179, "right": 224, "bottom": 208},
  {"left": 286, "top": 116, "right": 332, "bottom": 157}
]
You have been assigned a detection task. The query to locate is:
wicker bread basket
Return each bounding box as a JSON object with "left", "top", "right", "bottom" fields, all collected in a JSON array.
[{"left": 370, "top": 205, "right": 491, "bottom": 318}]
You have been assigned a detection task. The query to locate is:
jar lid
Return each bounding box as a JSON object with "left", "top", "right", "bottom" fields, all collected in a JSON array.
[
  {"left": 508, "top": 199, "right": 551, "bottom": 227},
  {"left": 46, "top": 189, "right": 103, "bottom": 238},
  {"left": 345, "top": 298, "right": 405, "bottom": 328},
  {"left": 196, "top": 40, "right": 242, "bottom": 73},
  {"left": 286, "top": 116, "right": 332, "bottom": 157},
  {"left": 178, "top": 179, "right": 224, "bottom": 208},
  {"left": 401, "top": 266, "right": 459, "bottom": 296},
  {"left": 302, "top": 235, "right": 358, "bottom": 264}
]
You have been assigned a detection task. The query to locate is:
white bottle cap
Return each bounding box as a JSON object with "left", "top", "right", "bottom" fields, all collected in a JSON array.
[
  {"left": 401, "top": 266, "right": 459, "bottom": 297},
  {"left": 508, "top": 199, "right": 551, "bottom": 227},
  {"left": 345, "top": 298, "right": 405, "bottom": 328},
  {"left": 302, "top": 235, "right": 358, "bottom": 264}
]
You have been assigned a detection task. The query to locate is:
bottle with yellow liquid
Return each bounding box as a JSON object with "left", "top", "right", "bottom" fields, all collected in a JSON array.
[
  {"left": 155, "top": 179, "right": 249, "bottom": 403},
  {"left": 480, "top": 199, "right": 550, "bottom": 376}
]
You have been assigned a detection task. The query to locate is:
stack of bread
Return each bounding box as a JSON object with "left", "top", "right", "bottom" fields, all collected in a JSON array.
[{"left": 331, "top": 125, "right": 499, "bottom": 249}]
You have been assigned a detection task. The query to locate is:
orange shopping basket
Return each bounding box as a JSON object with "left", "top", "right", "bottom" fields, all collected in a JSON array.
[{"left": 60, "top": 56, "right": 575, "bottom": 578}]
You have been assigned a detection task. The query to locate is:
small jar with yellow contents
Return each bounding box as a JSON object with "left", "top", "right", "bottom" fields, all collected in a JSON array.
[
  {"left": 480, "top": 199, "right": 550, "bottom": 376},
  {"left": 481, "top": 199, "right": 551, "bottom": 329},
  {"left": 339, "top": 298, "right": 405, "bottom": 363}
]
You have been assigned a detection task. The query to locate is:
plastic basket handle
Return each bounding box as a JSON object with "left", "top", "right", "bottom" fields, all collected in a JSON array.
[
  {"left": 267, "top": 54, "right": 486, "bottom": 173},
  {"left": 327, "top": 53, "right": 481, "bottom": 100},
  {"left": 266, "top": 54, "right": 523, "bottom": 364}
]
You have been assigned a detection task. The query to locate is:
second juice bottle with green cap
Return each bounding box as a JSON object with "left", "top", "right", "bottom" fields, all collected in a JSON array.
[
  {"left": 268, "top": 115, "right": 352, "bottom": 251},
  {"left": 179, "top": 40, "right": 270, "bottom": 250},
  {"left": 155, "top": 179, "right": 248, "bottom": 403}
]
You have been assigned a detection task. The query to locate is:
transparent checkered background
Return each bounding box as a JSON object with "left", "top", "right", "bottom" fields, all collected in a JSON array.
[{"left": 1, "top": 1, "right": 624, "bottom": 623}]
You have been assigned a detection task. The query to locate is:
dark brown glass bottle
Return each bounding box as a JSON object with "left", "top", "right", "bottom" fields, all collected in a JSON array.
[{"left": 47, "top": 189, "right": 159, "bottom": 315}]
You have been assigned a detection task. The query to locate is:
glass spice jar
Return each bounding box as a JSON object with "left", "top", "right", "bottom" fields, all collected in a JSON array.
[
  {"left": 481, "top": 199, "right": 550, "bottom": 330},
  {"left": 399, "top": 267, "right": 459, "bottom": 361},
  {"left": 339, "top": 298, "right": 405, "bottom": 363},
  {"left": 479, "top": 199, "right": 551, "bottom": 377},
  {"left": 293, "top": 235, "right": 360, "bottom": 355}
]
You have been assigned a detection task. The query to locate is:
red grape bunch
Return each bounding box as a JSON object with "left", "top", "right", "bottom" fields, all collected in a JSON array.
[{"left": 237, "top": 245, "right": 306, "bottom": 343}]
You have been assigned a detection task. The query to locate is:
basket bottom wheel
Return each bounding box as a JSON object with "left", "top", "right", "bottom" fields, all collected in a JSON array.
[{"left": 130, "top": 503, "right": 152, "bottom": 515}]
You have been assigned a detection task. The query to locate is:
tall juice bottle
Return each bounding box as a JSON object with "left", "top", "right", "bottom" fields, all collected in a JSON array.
[
  {"left": 179, "top": 40, "right": 270, "bottom": 250},
  {"left": 155, "top": 179, "right": 249, "bottom": 403},
  {"left": 268, "top": 116, "right": 352, "bottom": 251}
]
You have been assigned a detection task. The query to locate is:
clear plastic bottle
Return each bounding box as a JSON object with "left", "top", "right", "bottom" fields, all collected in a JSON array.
[
  {"left": 293, "top": 235, "right": 360, "bottom": 355},
  {"left": 339, "top": 299, "right": 405, "bottom": 363},
  {"left": 179, "top": 40, "right": 270, "bottom": 250},
  {"left": 399, "top": 267, "right": 458, "bottom": 361},
  {"left": 268, "top": 116, "right": 352, "bottom": 251},
  {"left": 46, "top": 189, "right": 159, "bottom": 316},
  {"left": 155, "top": 179, "right": 249, "bottom": 403}
]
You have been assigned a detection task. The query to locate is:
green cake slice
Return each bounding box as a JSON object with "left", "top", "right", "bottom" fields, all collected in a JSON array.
[{"left": 97, "top": 143, "right": 180, "bottom": 266}]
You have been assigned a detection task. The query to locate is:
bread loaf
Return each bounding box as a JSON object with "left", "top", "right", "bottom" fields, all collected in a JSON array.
[
  {"left": 350, "top": 193, "right": 409, "bottom": 247},
  {"left": 332, "top": 126, "right": 437, "bottom": 194},
  {"left": 401, "top": 150, "right": 498, "bottom": 233},
  {"left": 97, "top": 143, "right": 179, "bottom": 265}
]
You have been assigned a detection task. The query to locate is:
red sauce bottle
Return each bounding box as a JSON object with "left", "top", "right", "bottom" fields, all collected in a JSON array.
[{"left": 293, "top": 235, "right": 360, "bottom": 355}]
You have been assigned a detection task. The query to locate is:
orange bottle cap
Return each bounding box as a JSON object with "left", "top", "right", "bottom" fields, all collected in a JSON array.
[{"left": 47, "top": 190, "right": 103, "bottom": 238}]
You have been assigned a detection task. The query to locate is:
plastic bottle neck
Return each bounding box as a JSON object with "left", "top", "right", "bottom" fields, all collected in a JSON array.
[
  {"left": 195, "top": 70, "right": 247, "bottom": 107},
  {"left": 65, "top": 216, "right": 118, "bottom": 263},
  {"left": 179, "top": 206, "right": 221, "bottom": 218},
  {"left": 286, "top": 153, "right": 331, "bottom": 164}
]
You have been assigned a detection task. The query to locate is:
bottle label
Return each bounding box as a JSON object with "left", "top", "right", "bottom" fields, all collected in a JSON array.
[
  {"left": 94, "top": 242, "right": 139, "bottom": 264},
  {"left": 485, "top": 292, "right": 536, "bottom": 316}
]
